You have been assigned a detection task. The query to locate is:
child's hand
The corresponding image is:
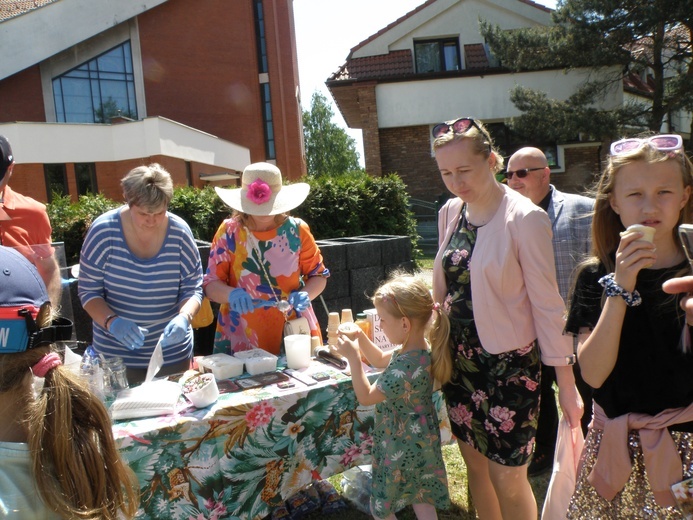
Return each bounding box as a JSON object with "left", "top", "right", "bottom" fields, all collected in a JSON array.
[
  {"left": 336, "top": 335, "right": 360, "bottom": 361},
  {"left": 614, "top": 230, "right": 657, "bottom": 291},
  {"left": 337, "top": 322, "right": 361, "bottom": 341}
]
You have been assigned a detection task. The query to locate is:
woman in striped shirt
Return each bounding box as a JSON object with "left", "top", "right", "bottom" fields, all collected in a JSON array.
[{"left": 79, "top": 164, "right": 203, "bottom": 384}]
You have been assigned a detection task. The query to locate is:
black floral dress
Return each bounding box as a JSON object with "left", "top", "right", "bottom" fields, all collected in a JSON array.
[{"left": 440, "top": 207, "right": 541, "bottom": 467}]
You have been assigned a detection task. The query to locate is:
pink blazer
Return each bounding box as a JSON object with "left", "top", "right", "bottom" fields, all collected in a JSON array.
[{"left": 433, "top": 185, "right": 573, "bottom": 365}]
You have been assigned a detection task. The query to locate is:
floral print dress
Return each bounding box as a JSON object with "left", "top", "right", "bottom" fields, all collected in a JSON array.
[
  {"left": 441, "top": 207, "right": 541, "bottom": 467},
  {"left": 371, "top": 348, "right": 450, "bottom": 517},
  {"left": 203, "top": 217, "right": 329, "bottom": 355}
]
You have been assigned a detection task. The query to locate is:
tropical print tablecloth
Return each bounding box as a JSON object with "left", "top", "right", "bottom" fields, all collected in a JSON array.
[{"left": 114, "top": 368, "right": 451, "bottom": 520}]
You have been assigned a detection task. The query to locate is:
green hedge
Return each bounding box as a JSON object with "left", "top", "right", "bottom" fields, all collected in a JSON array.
[{"left": 48, "top": 172, "right": 419, "bottom": 266}]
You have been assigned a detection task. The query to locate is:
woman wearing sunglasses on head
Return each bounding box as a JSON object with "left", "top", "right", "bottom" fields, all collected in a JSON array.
[
  {"left": 564, "top": 134, "right": 693, "bottom": 518},
  {"left": 431, "top": 117, "right": 583, "bottom": 520}
]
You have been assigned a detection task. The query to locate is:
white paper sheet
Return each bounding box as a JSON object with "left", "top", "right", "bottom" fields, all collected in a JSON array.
[{"left": 145, "top": 335, "right": 164, "bottom": 383}]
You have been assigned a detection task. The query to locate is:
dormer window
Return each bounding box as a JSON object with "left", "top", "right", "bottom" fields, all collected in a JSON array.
[{"left": 414, "top": 38, "right": 460, "bottom": 73}]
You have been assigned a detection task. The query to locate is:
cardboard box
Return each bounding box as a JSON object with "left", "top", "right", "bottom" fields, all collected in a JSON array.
[{"left": 363, "top": 308, "right": 396, "bottom": 352}]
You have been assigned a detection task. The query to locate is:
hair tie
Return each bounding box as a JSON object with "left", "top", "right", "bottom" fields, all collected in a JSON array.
[
  {"left": 32, "top": 352, "right": 62, "bottom": 378},
  {"left": 433, "top": 302, "right": 440, "bottom": 312}
]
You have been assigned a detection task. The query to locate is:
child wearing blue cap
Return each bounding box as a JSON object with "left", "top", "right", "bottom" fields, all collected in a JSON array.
[{"left": 0, "top": 246, "right": 139, "bottom": 519}]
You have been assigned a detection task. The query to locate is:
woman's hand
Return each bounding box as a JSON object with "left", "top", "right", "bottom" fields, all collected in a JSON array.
[
  {"left": 555, "top": 365, "right": 584, "bottom": 429},
  {"left": 161, "top": 314, "right": 189, "bottom": 346},
  {"left": 614, "top": 231, "right": 656, "bottom": 291},
  {"left": 288, "top": 291, "right": 310, "bottom": 313},
  {"left": 109, "top": 317, "right": 148, "bottom": 350},
  {"left": 228, "top": 288, "right": 254, "bottom": 314}
]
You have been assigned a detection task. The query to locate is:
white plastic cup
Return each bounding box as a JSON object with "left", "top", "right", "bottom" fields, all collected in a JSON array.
[{"left": 284, "top": 334, "right": 312, "bottom": 369}]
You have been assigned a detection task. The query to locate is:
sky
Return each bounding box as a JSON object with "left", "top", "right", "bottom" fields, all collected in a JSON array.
[{"left": 293, "top": 0, "right": 557, "bottom": 166}]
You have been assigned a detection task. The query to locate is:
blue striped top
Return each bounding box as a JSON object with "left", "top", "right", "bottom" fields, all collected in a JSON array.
[{"left": 78, "top": 207, "right": 203, "bottom": 369}]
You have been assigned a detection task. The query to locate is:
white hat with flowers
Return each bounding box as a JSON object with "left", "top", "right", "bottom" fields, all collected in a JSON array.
[{"left": 214, "top": 162, "right": 310, "bottom": 216}]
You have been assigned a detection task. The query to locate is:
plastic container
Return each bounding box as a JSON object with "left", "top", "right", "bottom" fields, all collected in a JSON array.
[
  {"left": 234, "top": 349, "right": 278, "bottom": 375},
  {"left": 182, "top": 373, "right": 219, "bottom": 408},
  {"left": 198, "top": 353, "right": 244, "bottom": 379},
  {"left": 284, "top": 334, "right": 312, "bottom": 369}
]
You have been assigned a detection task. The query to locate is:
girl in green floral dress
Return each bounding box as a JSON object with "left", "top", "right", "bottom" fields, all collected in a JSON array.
[{"left": 336, "top": 273, "right": 452, "bottom": 520}]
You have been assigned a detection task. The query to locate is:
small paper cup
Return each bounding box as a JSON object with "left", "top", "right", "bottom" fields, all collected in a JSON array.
[{"left": 183, "top": 373, "right": 219, "bottom": 408}]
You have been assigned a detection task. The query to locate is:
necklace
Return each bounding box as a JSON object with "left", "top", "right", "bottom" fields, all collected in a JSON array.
[{"left": 246, "top": 229, "right": 292, "bottom": 317}]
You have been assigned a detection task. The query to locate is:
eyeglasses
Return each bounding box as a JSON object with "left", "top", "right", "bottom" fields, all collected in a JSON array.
[
  {"left": 432, "top": 117, "right": 484, "bottom": 139},
  {"left": 610, "top": 134, "right": 683, "bottom": 156},
  {"left": 504, "top": 167, "right": 545, "bottom": 180}
]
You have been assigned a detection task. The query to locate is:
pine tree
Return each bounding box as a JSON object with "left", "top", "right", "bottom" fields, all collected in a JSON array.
[{"left": 481, "top": 0, "right": 693, "bottom": 144}]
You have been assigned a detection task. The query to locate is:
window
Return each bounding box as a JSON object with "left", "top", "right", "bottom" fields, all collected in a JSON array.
[
  {"left": 415, "top": 38, "right": 460, "bottom": 73},
  {"left": 75, "top": 163, "right": 98, "bottom": 196},
  {"left": 253, "top": 0, "right": 268, "bottom": 74},
  {"left": 53, "top": 41, "right": 137, "bottom": 123},
  {"left": 44, "top": 164, "right": 68, "bottom": 202},
  {"left": 260, "top": 83, "right": 275, "bottom": 160}
]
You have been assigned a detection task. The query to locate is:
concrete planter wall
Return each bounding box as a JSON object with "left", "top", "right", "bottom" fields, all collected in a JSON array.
[{"left": 314, "top": 234, "right": 414, "bottom": 333}]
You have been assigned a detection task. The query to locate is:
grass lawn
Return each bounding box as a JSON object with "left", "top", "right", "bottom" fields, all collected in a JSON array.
[{"left": 301, "top": 443, "right": 552, "bottom": 519}]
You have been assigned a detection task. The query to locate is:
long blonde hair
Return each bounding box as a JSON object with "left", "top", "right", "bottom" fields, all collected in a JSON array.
[
  {"left": 590, "top": 143, "right": 693, "bottom": 273},
  {"left": 0, "top": 307, "right": 139, "bottom": 519},
  {"left": 373, "top": 272, "right": 453, "bottom": 385}
]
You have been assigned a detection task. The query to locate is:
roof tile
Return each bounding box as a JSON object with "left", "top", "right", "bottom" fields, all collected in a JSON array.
[
  {"left": 0, "top": 0, "right": 57, "bottom": 22},
  {"left": 331, "top": 49, "right": 413, "bottom": 81}
]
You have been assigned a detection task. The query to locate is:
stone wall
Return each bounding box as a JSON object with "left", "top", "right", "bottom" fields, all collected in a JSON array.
[{"left": 314, "top": 234, "right": 414, "bottom": 332}]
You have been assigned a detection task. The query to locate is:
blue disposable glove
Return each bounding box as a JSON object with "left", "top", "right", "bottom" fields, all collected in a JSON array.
[
  {"left": 109, "top": 317, "right": 148, "bottom": 350},
  {"left": 228, "top": 287, "right": 254, "bottom": 314},
  {"left": 161, "top": 314, "right": 189, "bottom": 347},
  {"left": 288, "top": 291, "right": 310, "bottom": 313}
]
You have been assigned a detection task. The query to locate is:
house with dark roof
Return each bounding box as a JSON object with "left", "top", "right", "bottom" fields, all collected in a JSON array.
[
  {"left": 0, "top": 0, "right": 304, "bottom": 203},
  {"left": 327, "top": 0, "right": 691, "bottom": 202}
]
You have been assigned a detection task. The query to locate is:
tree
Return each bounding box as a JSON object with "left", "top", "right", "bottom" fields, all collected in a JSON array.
[
  {"left": 481, "top": 0, "right": 693, "bottom": 144},
  {"left": 302, "top": 91, "right": 361, "bottom": 176}
]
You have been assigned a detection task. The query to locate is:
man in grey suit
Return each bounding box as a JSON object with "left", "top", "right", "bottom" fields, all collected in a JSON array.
[{"left": 506, "top": 147, "right": 594, "bottom": 476}]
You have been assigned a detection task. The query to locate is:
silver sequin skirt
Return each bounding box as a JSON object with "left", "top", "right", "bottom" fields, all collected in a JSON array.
[{"left": 566, "top": 428, "right": 693, "bottom": 519}]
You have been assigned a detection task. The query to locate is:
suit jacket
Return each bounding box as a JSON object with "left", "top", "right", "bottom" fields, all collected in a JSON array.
[
  {"left": 547, "top": 186, "right": 594, "bottom": 302},
  {"left": 433, "top": 185, "right": 573, "bottom": 365}
]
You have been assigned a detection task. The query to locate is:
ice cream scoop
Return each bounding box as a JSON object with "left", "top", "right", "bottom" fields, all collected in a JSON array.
[{"left": 619, "top": 224, "right": 656, "bottom": 243}]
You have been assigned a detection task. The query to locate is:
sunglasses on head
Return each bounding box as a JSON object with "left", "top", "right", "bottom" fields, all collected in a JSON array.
[
  {"left": 432, "top": 117, "right": 485, "bottom": 139},
  {"left": 610, "top": 134, "right": 683, "bottom": 156},
  {"left": 504, "top": 167, "right": 545, "bottom": 180}
]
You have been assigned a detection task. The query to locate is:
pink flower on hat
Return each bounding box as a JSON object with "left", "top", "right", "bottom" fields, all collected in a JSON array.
[{"left": 246, "top": 179, "right": 271, "bottom": 205}]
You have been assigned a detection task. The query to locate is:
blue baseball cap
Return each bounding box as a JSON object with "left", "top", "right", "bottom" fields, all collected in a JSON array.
[{"left": 0, "top": 247, "right": 53, "bottom": 353}]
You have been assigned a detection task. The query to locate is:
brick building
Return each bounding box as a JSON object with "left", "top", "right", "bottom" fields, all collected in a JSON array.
[
  {"left": 326, "top": 0, "right": 692, "bottom": 201},
  {"left": 0, "top": 0, "right": 305, "bottom": 202}
]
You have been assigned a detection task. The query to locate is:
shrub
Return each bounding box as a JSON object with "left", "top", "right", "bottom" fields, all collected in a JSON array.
[{"left": 47, "top": 173, "right": 420, "bottom": 265}]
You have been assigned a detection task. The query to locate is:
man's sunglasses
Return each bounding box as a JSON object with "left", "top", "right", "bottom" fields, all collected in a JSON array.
[
  {"left": 504, "top": 167, "right": 545, "bottom": 180},
  {"left": 432, "top": 117, "right": 484, "bottom": 139},
  {"left": 610, "top": 134, "right": 683, "bottom": 156}
]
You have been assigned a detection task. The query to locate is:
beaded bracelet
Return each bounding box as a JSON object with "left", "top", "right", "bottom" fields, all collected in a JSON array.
[
  {"left": 103, "top": 313, "right": 118, "bottom": 330},
  {"left": 598, "top": 273, "right": 642, "bottom": 307}
]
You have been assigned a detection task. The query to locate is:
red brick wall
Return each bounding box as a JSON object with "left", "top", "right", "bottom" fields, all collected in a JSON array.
[
  {"left": 0, "top": 65, "right": 45, "bottom": 122},
  {"left": 379, "top": 126, "right": 448, "bottom": 203},
  {"left": 137, "top": 0, "right": 304, "bottom": 179},
  {"left": 554, "top": 144, "right": 603, "bottom": 196}
]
